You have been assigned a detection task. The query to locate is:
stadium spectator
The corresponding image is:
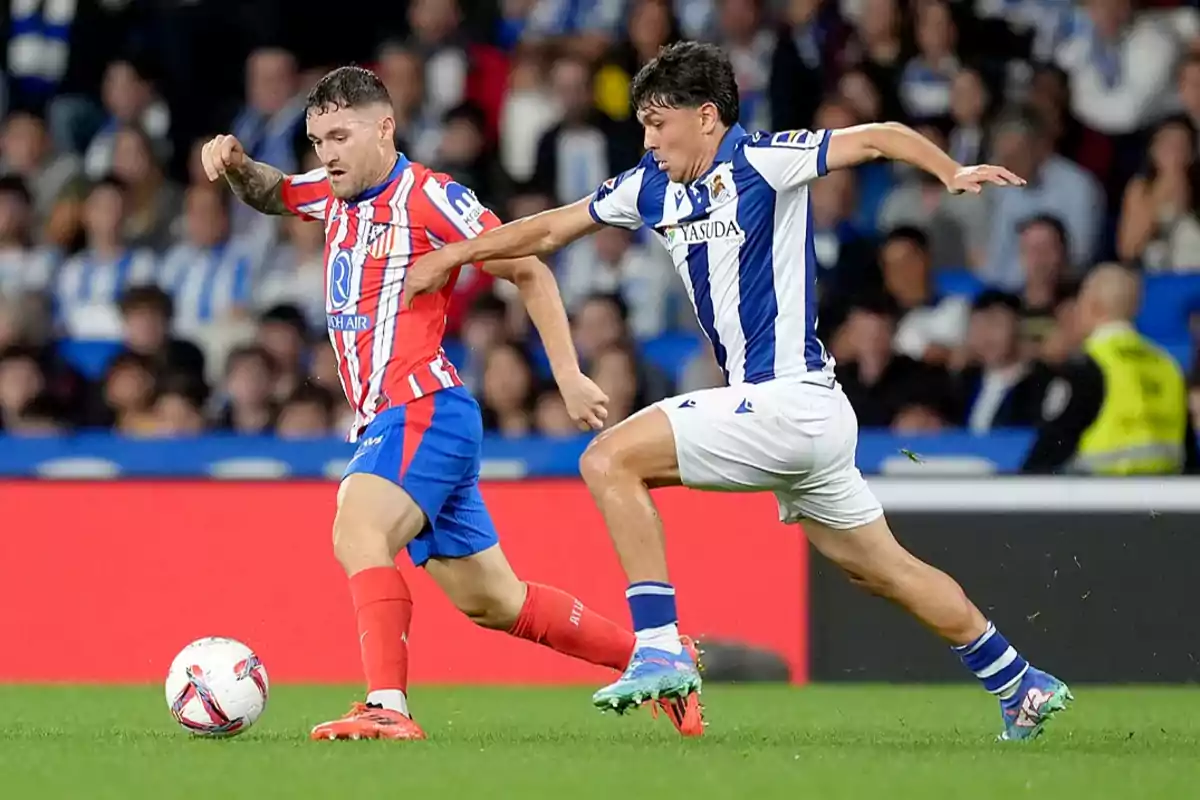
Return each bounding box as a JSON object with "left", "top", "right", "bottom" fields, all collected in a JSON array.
[
  {"left": 377, "top": 42, "right": 444, "bottom": 167},
  {"left": 954, "top": 290, "right": 1048, "bottom": 433},
  {"left": 812, "top": 168, "right": 878, "bottom": 339},
  {"left": 879, "top": 226, "right": 971, "bottom": 365},
  {"left": 228, "top": 48, "right": 304, "bottom": 246},
  {"left": 0, "top": 176, "right": 56, "bottom": 296},
  {"left": 435, "top": 102, "right": 505, "bottom": 211},
  {"left": 877, "top": 123, "right": 989, "bottom": 270},
  {"left": 718, "top": 0, "right": 776, "bottom": 132},
  {"left": 533, "top": 388, "right": 578, "bottom": 436},
  {"left": 982, "top": 106, "right": 1103, "bottom": 290},
  {"left": 1117, "top": 115, "right": 1200, "bottom": 272},
  {"left": 1014, "top": 214, "right": 1073, "bottom": 360},
  {"left": 480, "top": 341, "right": 537, "bottom": 437},
  {"left": 1026, "top": 64, "right": 1086, "bottom": 167},
  {"left": 213, "top": 345, "right": 277, "bottom": 435},
  {"left": 572, "top": 293, "right": 672, "bottom": 402},
  {"left": 1177, "top": 54, "right": 1200, "bottom": 150},
  {"left": 898, "top": 0, "right": 958, "bottom": 121},
  {"left": 149, "top": 372, "right": 208, "bottom": 437},
  {"left": 769, "top": 0, "right": 838, "bottom": 132},
  {"left": 109, "top": 124, "right": 180, "bottom": 251},
  {"left": 457, "top": 291, "right": 511, "bottom": 394},
  {"left": 523, "top": 0, "right": 625, "bottom": 59},
  {"left": 947, "top": 67, "right": 992, "bottom": 167},
  {"left": 0, "top": 346, "right": 46, "bottom": 430},
  {"left": 0, "top": 111, "right": 81, "bottom": 234},
  {"left": 255, "top": 305, "right": 309, "bottom": 402},
  {"left": 836, "top": 68, "right": 884, "bottom": 128},
  {"left": 158, "top": 184, "right": 257, "bottom": 335},
  {"left": 593, "top": 0, "right": 681, "bottom": 123},
  {"left": 54, "top": 178, "right": 158, "bottom": 339},
  {"left": 843, "top": 0, "right": 906, "bottom": 124},
  {"left": 558, "top": 224, "right": 678, "bottom": 339},
  {"left": 499, "top": 48, "right": 559, "bottom": 184},
  {"left": 588, "top": 345, "right": 643, "bottom": 427},
  {"left": 276, "top": 384, "right": 337, "bottom": 439},
  {"left": 83, "top": 60, "right": 171, "bottom": 181},
  {"left": 1054, "top": 0, "right": 1181, "bottom": 138},
  {"left": 116, "top": 285, "right": 206, "bottom": 385},
  {"left": 407, "top": 0, "right": 470, "bottom": 122},
  {"left": 835, "top": 296, "right": 958, "bottom": 428},
  {"left": 532, "top": 55, "right": 637, "bottom": 209},
  {"left": 257, "top": 213, "right": 326, "bottom": 330},
  {"left": 86, "top": 351, "right": 157, "bottom": 432}
]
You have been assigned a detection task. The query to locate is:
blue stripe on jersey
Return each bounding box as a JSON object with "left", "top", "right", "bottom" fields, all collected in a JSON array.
[
  {"left": 817, "top": 135, "right": 830, "bottom": 177},
  {"left": 803, "top": 200, "right": 825, "bottom": 370},
  {"left": 637, "top": 170, "right": 669, "bottom": 228},
  {"left": 686, "top": 243, "right": 727, "bottom": 377},
  {"left": 735, "top": 180, "right": 778, "bottom": 383},
  {"left": 351, "top": 155, "right": 410, "bottom": 204}
]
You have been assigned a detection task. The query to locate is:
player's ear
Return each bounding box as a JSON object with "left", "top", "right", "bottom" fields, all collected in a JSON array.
[
  {"left": 378, "top": 111, "right": 396, "bottom": 143},
  {"left": 699, "top": 103, "right": 720, "bottom": 136}
]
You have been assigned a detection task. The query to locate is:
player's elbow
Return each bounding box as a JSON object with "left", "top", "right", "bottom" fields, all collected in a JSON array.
[{"left": 507, "top": 256, "right": 552, "bottom": 289}]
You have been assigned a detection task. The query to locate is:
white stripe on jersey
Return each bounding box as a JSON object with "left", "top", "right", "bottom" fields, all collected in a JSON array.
[
  {"left": 291, "top": 167, "right": 330, "bottom": 219},
  {"left": 769, "top": 175, "right": 810, "bottom": 379},
  {"left": 362, "top": 168, "right": 416, "bottom": 419},
  {"left": 703, "top": 178, "right": 748, "bottom": 385}
]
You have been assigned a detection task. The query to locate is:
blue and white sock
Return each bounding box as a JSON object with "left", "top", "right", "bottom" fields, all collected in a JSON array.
[
  {"left": 953, "top": 621, "right": 1029, "bottom": 700},
  {"left": 626, "top": 581, "right": 683, "bottom": 654}
]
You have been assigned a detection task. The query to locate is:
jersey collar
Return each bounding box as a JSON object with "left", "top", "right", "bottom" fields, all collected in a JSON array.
[
  {"left": 715, "top": 123, "right": 746, "bottom": 163},
  {"left": 349, "top": 153, "right": 410, "bottom": 204}
]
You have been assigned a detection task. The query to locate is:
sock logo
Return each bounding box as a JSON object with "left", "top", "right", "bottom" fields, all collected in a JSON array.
[
  {"left": 569, "top": 599, "right": 584, "bottom": 627},
  {"left": 1015, "top": 687, "right": 1053, "bottom": 728}
]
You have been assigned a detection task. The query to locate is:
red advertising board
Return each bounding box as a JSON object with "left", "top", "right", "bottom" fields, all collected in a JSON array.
[{"left": 0, "top": 481, "right": 806, "bottom": 684}]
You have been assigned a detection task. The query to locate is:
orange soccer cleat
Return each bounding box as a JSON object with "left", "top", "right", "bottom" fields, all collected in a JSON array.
[
  {"left": 650, "top": 636, "right": 706, "bottom": 737},
  {"left": 310, "top": 702, "right": 427, "bottom": 741}
]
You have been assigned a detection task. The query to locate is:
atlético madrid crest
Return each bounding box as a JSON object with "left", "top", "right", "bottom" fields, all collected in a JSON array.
[{"left": 366, "top": 223, "right": 397, "bottom": 260}]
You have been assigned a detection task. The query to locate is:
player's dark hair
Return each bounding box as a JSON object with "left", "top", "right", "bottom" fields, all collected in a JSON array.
[
  {"left": 630, "top": 41, "right": 739, "bottom": 127},
  {"left": 306, "top": 66, "right": 391, "bottom": 115}
]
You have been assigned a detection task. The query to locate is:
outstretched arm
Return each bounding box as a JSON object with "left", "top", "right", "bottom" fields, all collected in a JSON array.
[{"left": 825, "top": 122, "right": 1025, "bottom": 193}]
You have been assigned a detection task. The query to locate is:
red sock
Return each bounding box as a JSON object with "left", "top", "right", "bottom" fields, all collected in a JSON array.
[
  {"left": 508, "top": 583, "right": 635, "bottom": 671},
  {"left": 348, "top": 566, "right": 413, "bottom": 693}
]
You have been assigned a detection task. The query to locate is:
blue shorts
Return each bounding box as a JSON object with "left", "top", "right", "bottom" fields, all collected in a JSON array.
[{"left": 342, "top": 386, "right": 499, "bottom": 568}]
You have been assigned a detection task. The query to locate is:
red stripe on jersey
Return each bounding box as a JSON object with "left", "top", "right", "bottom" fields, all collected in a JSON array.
[{"left": 352, "top": 178, "right": 405, "bottom": 411}]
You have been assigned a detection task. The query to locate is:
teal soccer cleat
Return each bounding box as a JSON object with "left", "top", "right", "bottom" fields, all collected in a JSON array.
[
  {"left": 593, "top": 644, "right": 702, "bottom": 714},
  {"left": 999, "top": 667, "right": 1073, "bottom": 741}
]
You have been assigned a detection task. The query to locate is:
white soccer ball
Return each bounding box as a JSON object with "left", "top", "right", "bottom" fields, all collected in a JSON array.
[{"left": 165, "top": 637, "right": 269, "bottom": 737}]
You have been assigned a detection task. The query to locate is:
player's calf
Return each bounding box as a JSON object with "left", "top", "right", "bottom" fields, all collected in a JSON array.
[
  {"left": 426, "top": 548, "right": 635, "bottom": 671},
  {"left": 804, "top": 515, "right": 1072, "bottom": 739}
]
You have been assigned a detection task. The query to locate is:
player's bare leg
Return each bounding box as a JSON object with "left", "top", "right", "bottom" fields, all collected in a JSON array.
[
  {"left": 803, "top": 516, "right": 1073, "bottom": 741},
  {"left": 425, "top": 545, "right": 637, "bottom": 671},
  {"left": 578, "top": 407, "right": 704, "bottom": 728},
  {"left": 310, "top": 473, "right": 428, "bottom": 741}
]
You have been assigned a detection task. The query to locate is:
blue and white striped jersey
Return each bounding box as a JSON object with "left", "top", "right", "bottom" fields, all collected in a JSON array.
[{"left": 588, "top": 123, "right": 833, "bottom": 385}]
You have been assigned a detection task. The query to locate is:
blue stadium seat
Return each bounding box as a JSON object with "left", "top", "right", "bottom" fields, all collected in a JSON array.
[
  {"left": 57, "top": 339, "right": 122, "bottom": 380},
  {"left": 933, "top": 270, "right": 987, "bottom": 301},
  {"left": 1137, "top": 274, "right": 1200, "bottom": 342}
]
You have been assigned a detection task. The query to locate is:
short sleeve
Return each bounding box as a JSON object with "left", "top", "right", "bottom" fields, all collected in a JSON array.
[
  {"left": 741, "top": 129, "right": 831, "bottom": 191},
  {"left": 419, "top": 174, "right": 503, "bottom": 246},
  {"left": 280, "top": 167, "right": 332, "bottom": 221},
  {"left": 588, "top": 166, "right": 646, "bottom": 231}
]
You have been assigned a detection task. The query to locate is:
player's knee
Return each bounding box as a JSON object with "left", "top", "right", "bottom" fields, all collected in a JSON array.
[
  {"left": 579, "top": 435, "right": 626, "bottom": 487},
  {"left": 331, "top": 515, "right": 394, "bottom": 575}
]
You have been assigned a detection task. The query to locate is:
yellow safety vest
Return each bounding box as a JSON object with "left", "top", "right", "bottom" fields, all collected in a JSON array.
[{"left": 1073, "top": 326, "right": 1188, "bottom": 475}]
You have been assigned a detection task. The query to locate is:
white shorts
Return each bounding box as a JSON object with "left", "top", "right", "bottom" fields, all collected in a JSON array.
[{"left": 654, "top": 377, "right": 884, "bottom": 529}]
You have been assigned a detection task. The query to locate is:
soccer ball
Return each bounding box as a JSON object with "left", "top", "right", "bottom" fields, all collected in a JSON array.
[{"left": 165, "top": 637, "right": 269, "bottom": 737}]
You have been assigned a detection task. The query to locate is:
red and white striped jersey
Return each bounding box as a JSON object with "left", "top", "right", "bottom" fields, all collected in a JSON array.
[{"left": 280, "top": 155, "right": 501, "bottom": 441}]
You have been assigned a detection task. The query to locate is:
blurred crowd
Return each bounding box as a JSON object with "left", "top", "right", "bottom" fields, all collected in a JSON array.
[{"left": 1, "top": 0, "right": 1200, "bottom": 440}]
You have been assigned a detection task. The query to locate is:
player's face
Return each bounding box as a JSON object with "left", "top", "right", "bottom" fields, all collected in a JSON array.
[
  {"left": 307, "top": 104, "right": 395, "bottom": 200},
  {"left": 638, "top": 104, "right": 712, "bottom": 183}
]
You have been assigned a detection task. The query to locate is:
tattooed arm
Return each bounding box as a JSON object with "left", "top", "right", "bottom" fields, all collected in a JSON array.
[{"left": 201, "top": 134, "right": 291, "bottom": 216}]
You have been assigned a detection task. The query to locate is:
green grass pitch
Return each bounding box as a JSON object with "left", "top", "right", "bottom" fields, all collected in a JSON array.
[{"left": 2, "top": 685, "right": 1199, "bottom": 798}]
